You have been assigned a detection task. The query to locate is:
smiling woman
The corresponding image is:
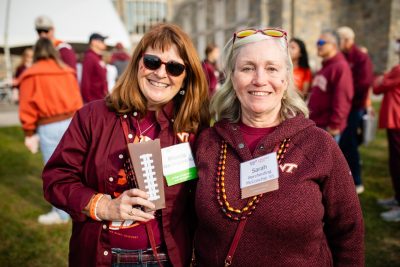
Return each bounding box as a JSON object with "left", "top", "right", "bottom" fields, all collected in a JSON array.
[
  {"left": 42, "top": 23, "right": 209, "bottom": 267},
  {"left": 194, "top": 27, "right": 364, "bottom": 266}
]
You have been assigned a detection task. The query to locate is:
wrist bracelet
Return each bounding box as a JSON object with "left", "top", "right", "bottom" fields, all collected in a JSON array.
[{"left": 89, "top": 193, "right": 104, "bottom": 221}]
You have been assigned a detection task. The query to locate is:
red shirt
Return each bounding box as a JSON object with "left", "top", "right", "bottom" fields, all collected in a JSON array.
[
  {"left": 109, "top": 111, "right": 164, "bottom": 250},
  {"left": 81, "top": 49, "right": 108, "bottom": 103},
  {"left": 293, "top": 66, "right": 312, "bottom": 92},
  {"left": 53, "top": 39, "right": 77, "bottom": 71},
  {"left": 308, "top": 53, "right": 354, "bottom": 132},
  {"left": 202, "top": 60, "right": 219, "bottom": 97},
  {"left": 373, "top": 65, "right": 400, "bottom": 129},
  {"left": 343, "top": 45, "right": 374, "bottom": 110},
  {"left": 238, "top": 121, "right": 276, "bottom": 153}
]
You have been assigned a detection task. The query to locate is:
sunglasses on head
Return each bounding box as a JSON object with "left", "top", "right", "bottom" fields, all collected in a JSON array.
[
  {"left": 316, "top": 39, "right": 327, "bottom": 46},
  {"left": 36, "top": 29, "right": 49, "bottom": 34},
  {"left": 233, "top": 28, "right": 287, "bottom": 44},
  {"left": 142, "top": 54, "right": 186, "bottom": 77}
]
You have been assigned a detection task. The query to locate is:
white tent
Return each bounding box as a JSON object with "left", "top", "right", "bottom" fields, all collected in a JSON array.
[{"left": 0, "top": 0, "right": 131, "bottom": 52}]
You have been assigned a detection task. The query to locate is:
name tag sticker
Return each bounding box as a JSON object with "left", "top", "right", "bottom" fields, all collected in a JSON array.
[
  {"left": 240, "top": 152, "right": 279, "bottom": 199},
  {"left": 161, "top": 142, "right": 197, "bottom": 186}
]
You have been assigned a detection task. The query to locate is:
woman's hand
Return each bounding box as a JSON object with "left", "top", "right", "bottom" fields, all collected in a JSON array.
[{"left": 96, "top": 189, "right": 155, "bottom": 222}]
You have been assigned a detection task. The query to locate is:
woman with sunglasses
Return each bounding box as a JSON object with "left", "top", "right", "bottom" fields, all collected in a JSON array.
[
  {"left": 194, "top": 28, "right": 364, "bottom": 266},
  {"left": 42, "top": 23, "right": 209, "bottom": 267}
]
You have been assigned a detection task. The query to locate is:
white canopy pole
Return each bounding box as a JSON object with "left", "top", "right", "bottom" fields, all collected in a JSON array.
[{"left": 3, "top": 0, "right": 12, "bottom": 82}]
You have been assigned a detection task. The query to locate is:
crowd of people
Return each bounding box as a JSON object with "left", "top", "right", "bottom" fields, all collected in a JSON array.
[{"left": 11, "top": 14, "right": 400, "bottom": 266}]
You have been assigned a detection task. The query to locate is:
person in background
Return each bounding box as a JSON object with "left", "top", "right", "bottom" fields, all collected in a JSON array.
[
  {"left": 12, "top": 48, "right": 34, "bottom": 103},
  {"left": 308, "top": 30, "right": 354, "bottom": 143},
  {"left": 14, "top": 48, "right": 33, "bottom": 79},
  {"left": 104, "top": 52, "right": 118, "bottom": 93},
  {"left": 18, "top": 38, "right": 82, "bottom": 225},
  {"left": 42, "top": 23, "right": 209, "bottom": 267},
  {"left": 80, "top": 33, "right": 108, "bottom": 103},
  {"left": 202, "top": 43, "right": 221, "bottom": 97},
  {"left": 34, "top": 15, "right": 77, "bottom": 71},
  {"left": 289, "top": 38, "right": 312, "bottom": 98},
  {"left": 194, "top": 27, "right": 364, "bottom": 266},
  {"left": 111, "top": 42, "right": 131, "bottom": 78},
  {"left": 373, "top": 38, "right": 400, "bottom": 222},
  {"left": 337, "top": 26, "right": 374, "bottom": 194}
]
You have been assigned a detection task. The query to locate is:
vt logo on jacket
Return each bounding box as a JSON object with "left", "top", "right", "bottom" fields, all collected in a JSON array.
[{"left": 279, "top": 163, "right": 298, "bottom": 173}]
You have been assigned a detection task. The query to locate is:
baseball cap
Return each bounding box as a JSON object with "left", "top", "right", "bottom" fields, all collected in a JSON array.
[
  {"left": 89, "top": 33, "right": 108, "bottom": 42},
  {"left": 35, "top": 15, "right": 54, "bottom": 30}
]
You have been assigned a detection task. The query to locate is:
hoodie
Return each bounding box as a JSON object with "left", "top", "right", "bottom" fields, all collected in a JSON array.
[{"left": 194, "top": 115, "right": 364, "bottom": 267}]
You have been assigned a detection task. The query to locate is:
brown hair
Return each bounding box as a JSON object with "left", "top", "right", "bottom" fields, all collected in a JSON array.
[
  {"left": 33, "top": 37, "right": 65, "bottom": 68},
  {"left": 205, "top": 43, "right": 218, "bottom": 57},
  {"left": 106, "top": 23, "right": 209, "bottom": 134}
]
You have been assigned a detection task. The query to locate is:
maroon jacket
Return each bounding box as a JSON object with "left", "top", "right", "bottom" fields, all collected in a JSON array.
[
  {"left": 81, "top": 49, "right": 108, "bottom": 103},
  {"left": 54, "top": 39, "right": 77, "bottom": 71},
  {"left": 42, "top": 100, "right": 195, "bottom": 267},
  {"left": 308, "top": 53, "right": 354, "bottom": 132},
  {"left": 343, "top": 45, "right": 374, "bottom": 110},
  {"left": 195, "top": 116, "right": 364, "bottom": 267},
  {"left": 373, "top": 64, "right": 400, "bottom": 129}
]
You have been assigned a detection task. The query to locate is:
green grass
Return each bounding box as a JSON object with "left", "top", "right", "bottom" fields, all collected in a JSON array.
[
  {"left": 0, "top": 127, "right": 70, "bottom": 267},
  {"left": 0, "top": 102, "right": 399, "bottom": 266}
]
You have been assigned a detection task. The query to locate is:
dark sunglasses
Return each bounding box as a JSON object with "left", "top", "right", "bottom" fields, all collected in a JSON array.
[
  {"left": 36, "top": 29, "right": 49, "bottom": 34},
  {"left": 316, "top": 39, "right": 327, "bottom": 46},
  {"left": 142, "top": 54, "right": 185, "bottom": 77}
]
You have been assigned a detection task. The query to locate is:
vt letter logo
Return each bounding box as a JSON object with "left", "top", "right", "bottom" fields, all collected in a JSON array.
[{"left": 279, "top": 163, "right": 298, "bottom": 173}]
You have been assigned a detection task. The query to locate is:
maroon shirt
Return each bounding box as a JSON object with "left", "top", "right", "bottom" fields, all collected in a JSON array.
[
  {"left": 81, "top": 49, "right": 108, "bottom": 103},
  {"left": 54, "top": 39, "right": 77, "bottom": 71},
  {"left": 195, "top": 116, "right": 364, "bottom": 266},
  {"left": 308, "top": 53, "right": 354, "bottom": 132},
  {"left": 42, "top": 100, "right": 196, "bottom": 267},
  {"left": 109, "top": 111, "right": 163, "bottom": 250},
  {"left": 343, "top": 45, "right": 374, "bottom": 110},
  {"left": 238, "top": 121, "right": 276, "bottom": 153},
  {"left": 202, "top": 60, "right": 218, "bottom": 97}
]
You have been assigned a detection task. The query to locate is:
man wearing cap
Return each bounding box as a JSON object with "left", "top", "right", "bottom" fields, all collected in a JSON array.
[
  {"left": 80, "top": 33, "right": 108, "bottom": 103},
  {"left": 308, "top": 30, "right": 354, "bottom": 144},
  {"left": 337, "top": 26, "right": 374, "bottom": 194},
  {"left": 35, "top": 15, "right": 77, "bottom": 71}
]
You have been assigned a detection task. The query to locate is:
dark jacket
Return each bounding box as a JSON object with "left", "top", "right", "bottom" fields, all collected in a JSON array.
[
  {"left": 194, "top": 115, "right": 364, "bottom": 267},
  {"left": 42, "top": 100, "right": 195, "bottom": 267},
  {"left": 81, "top": 49, "right": 108, "bottom": 103},
  {"left": 343, "top": 45, "right": 374, "bottom": 110},
  {"left": 308, "top": 53, "right": 354, "bottom": 132}
]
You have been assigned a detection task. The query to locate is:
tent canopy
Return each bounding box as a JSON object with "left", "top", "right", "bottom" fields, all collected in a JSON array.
[{"left": 0, "top": 0, "right": 131, "bottom": 54}]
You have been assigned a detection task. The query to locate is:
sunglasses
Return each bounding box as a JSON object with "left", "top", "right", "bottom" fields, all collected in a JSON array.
[
  {"left": 316, "top": 39, "right": 327, "bottom": 46},
  {"left": 142, "top": 54, "right": 186, "bottom": 77},
  {"left": 233, "top": 28, "right": 287, "bottom": 44},
  {"left": 36, "top": 29, "right": 49, "bottom": 34}
]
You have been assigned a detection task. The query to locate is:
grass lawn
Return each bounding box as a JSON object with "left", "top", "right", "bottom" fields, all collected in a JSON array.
[{"left": 0, "top": 103, "right": 399, "bottom": 266}]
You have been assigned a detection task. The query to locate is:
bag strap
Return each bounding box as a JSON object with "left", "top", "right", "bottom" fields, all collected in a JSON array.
[
  {"left": 224, "top": 219, "right": 247, "bottom": 266},
  {"left": 120, "top": 115, "right": 163, "bottom": 267}
]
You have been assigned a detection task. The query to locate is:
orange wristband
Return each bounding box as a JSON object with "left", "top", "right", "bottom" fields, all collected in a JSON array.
[{"left": 89, "top": 193, "right": 104, "bottom": 221}]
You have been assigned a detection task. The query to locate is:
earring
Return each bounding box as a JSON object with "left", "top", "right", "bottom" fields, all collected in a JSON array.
[{"left": 179, "top": 89, "right": 185, "bottom": 95}]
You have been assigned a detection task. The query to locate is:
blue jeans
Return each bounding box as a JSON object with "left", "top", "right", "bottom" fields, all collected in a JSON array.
[
  {"left": 111, "top": 248, "right": 171, "bottom": 267},
  {"left": 37, "top": 118, "right": 72, "bottom": 220},
  {"left": 339, "top": 110, "right": 365, "bottom": 186}
]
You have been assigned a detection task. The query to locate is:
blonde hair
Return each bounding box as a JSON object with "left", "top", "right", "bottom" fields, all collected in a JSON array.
[
  {"left": 106, "top": 23, "right": 209, "bottom": 134},
  {"left": 211, "top": 30, "right": 309, "bottom": 123}
]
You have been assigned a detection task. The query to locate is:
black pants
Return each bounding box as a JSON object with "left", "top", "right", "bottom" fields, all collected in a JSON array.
[{"left": 387, "top": 129, "right": 400, "bottom": 202}]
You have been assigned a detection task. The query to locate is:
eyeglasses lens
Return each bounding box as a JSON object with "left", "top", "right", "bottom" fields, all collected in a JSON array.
[{"left": 143, "top": 54, "right": 185, "bottom": 77}]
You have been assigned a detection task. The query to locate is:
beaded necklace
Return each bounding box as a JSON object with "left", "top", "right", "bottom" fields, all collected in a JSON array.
[{"left": 216, "top": 138, "right": 290, "bottom": 221}]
